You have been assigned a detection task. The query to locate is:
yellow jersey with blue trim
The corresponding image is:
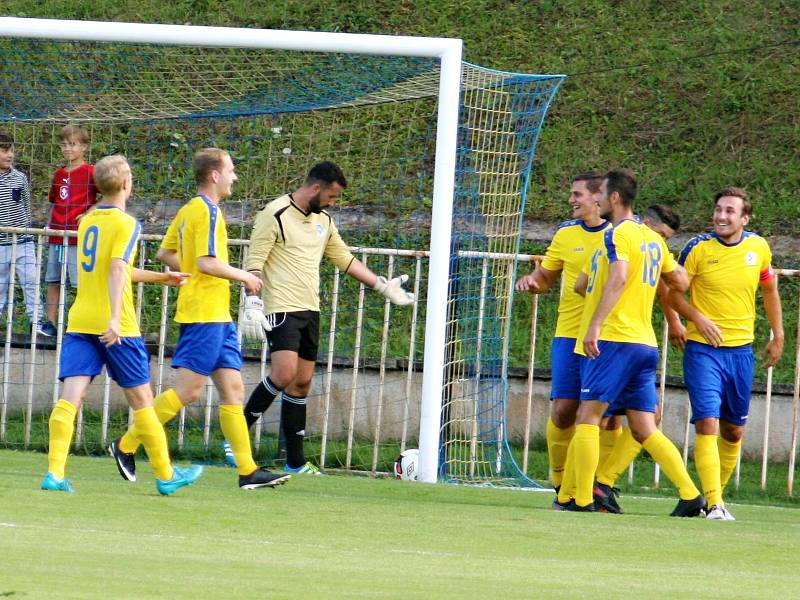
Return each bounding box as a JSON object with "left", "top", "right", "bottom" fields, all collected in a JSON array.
[
  {"left": 575, "top": 219, "right": 676, "bottom": 354},
  {"left": 245, "top": 194, "right": 355, "bottom": 313},
  {"left": 162, "top": 195, "right": 232, "bottom": 323},
  {"left": 540, "top": 218, "right": 611, "bottom": 338},
  {"left": 67, "top": 205, "right": 141, "bottom": 336},
  {"left": 679, "top": 231, "right": 773, "bottom": 346}
]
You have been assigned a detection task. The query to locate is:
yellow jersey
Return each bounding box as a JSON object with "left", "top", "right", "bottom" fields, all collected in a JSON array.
[
  {"left": 162, "top": 195, "right": 232, "bottom": 323},
  {"left": 540, "top": 219, "right": 611, "bottom": 338},
  {"left": 245, "top": 194, "right": 355, "bottom": 313},
  {"left": 575, "top": 219, "right": 676, "bottom": 354},
  {"left": 679, "top": 231, "right": 773, "bottom": 346},
  {"left": 67, "top": 205, "right": 141, "bottom": 336}
]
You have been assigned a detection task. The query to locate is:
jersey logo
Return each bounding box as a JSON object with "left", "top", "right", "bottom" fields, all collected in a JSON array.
[
  {"left": 707, "top": 259, "right": 719, "bottom": 264},
  {"left": 59, "top": 185, "right": 69, "bottom": 200},
  {"left": 316, "top": 224, "right": 326, "bottom": 238},
  {"left": 573, "top": 246, "right": 584, "bottom": 252},
  {"left": 745, "top": 251, "right": 757, "bottom": 266}
]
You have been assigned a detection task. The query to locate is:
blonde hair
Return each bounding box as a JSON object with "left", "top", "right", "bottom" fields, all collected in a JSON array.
[
  {"left": 94, "top": 155, "right": 130, "bottom": 195},
  {"left": 193, "top": 148, "right": 229, "bottom": 185},
  {"left": 60, "top": 124, "right": 90, "bottom": 145}
]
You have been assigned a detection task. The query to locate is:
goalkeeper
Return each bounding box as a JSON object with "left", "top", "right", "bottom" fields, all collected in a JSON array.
[{"left": 237, "top": 161, "right": 414, "bottom": 474}]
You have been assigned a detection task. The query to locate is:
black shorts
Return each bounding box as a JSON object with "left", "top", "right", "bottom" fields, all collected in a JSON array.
[{"left": 266, "top": 311, "right": 320, "bottom": 361}]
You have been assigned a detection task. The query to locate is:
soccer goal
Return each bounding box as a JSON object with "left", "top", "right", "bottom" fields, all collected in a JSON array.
[{"left": 0, "top": 18, "right": 563, "bottom": 486}]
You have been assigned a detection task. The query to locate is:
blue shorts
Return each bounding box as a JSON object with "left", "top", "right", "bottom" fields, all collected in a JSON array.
[
  {"left": 580, "top": 341, "right": 659, "bottom": 414},
  {"left": 550, "top": 337, "right": 582, "bottom": 400},
  {"left": 684, "top": 341, "right": 754, "bottom": 426},
  {"left": 58, "top": 333, "right": 151, "bottom": 388},
  {"left": 172, "top": 322, "right": 242, "bottom": 376}
]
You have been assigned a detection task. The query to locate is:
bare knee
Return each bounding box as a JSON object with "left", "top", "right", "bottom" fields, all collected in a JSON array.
[
  {"left": 694, "top": 417, "right": 719, "bottom": 436},
  {"left": 719, "top": 420, "right": 745, "bottom": 443},
  {"left": 551, "top": 399, "right": 578, "bottom": 429}
]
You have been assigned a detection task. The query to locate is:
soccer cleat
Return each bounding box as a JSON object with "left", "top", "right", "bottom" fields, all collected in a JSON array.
[
  {"left": 239, "top": 467, "right": 291, "bottom": 490},
  {"left": 552, "top": 498, "right": 574, "bottom": 511},
  {"left": 156, "top": 465, "right": 204, "bottom": 496},
  {"left": 670, "top": 494, "right": 707, "bottom": 518},
  {"left": 284, "top": 461, "right": 321, "bottom": 475},
  {"left": 593, "top": 482, "right": 623, "bottom": 514},
  {"left": 108, "top": 438, "right": 137, "bottom": 482},
  {"left": 565, "top": 500, "right": 597, "bottom": 512},
  {"left": 221, "top": 440, "right": 237, "bottom": 468},
  {"left": 706, "top": 505, "right": 736, "bottom": 521},
  {"left": 41, "top": 472, "right": 75, "bottom": 493}
]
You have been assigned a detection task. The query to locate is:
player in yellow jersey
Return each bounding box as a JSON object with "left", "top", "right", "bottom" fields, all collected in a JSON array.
[
  {"left": 234, "top": 161, "right": 415, "bottom": 474},
  {"left": 41, "top": 155, "right": 203, "bottom": 495},
  {"left": 668, "top": 187, "right": 783, "bottom": 521},
  {"left": 514, "top": 171, "right": 609, "bottom": 498},
  {"left": 556, "top": 168, "right": 704, "bottom": 516},
  {"left": 109, "top": 148, "right": 290, "bottom": 490}
]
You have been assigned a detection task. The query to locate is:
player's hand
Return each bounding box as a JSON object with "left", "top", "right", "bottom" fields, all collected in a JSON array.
[
  {"left": 163, "top": 271, "right": 190, "bottom": 287},
  {"left": 583, "top": 324, "right": 601, "bottom": 359},
  {"left": 693, "top": 314, "right": 723, "bottom": 348},
  {"left": 763, "top": 337, "right": 784, "bottom": 369},
  {"left": 374, "top": 274, "right": 415, "bottom": 306},
  {"left": 243, "top": 271, "right": 263, "bottom": 295},
  {"left": 515, "top": 273, "right": 541, "bottom": 293},
  {"left": 668, "top": 320, "right": 687, "bottom": 351},
  {"left": 100, "top": 317, "right": 122, "bottom": 347},
  {"left": 238, "top": 296, "right": 271, "bottom": 341}
]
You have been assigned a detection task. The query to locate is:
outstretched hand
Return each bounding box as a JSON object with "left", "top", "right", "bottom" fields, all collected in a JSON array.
[{"left": 374, "top": 274, "right": 415, "bottom": 306}]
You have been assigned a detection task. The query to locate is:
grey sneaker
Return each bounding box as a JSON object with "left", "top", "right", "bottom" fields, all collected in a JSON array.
[{"left": 706, "top": 505, "right": 736, "bottom": 521}]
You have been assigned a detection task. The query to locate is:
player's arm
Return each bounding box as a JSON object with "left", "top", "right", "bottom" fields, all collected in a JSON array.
[
  {"left": 574, "top": 272, "right": 589, "bottom": 297},
  {"left": 515, "top": 264, "right": 559, "bottom": 294},
  {"left": 244, "top": 208, "right": 278, "bottom": 292},
  {"left": 666, "top": 287, "right": 723, "bottom": 348},
  {"left": 760, "top": 272, "right": 784, "bottom": 368},
  {"left": 346, "top": 257, "right": 415, "bottom": 306},
  {"left": 657, "top": 280, "right": 686, "bottom": 350},
  {"left": 132, "top": 267, "right": 190, "bottom": 288},
  {"left": 583, "top": 259, "right": 627, "bottom": 359},
  {"left": 196, "top": 255, "right": 262, "bottom": 294},
  {"left": 155, "top": 247, "right": 181, "bottom": 271},
  {"left": 99, "top": 258, "right": 127, "bottom": 347}
]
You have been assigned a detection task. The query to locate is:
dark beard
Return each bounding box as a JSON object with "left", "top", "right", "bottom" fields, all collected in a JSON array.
[{"left": 309, "top": 193, "right": 322, "bottom": 214}]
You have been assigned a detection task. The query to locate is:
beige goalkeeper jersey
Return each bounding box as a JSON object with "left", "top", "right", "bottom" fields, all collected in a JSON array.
[{"left": 246, "top": 194, "right": 355, "bottom": 313}]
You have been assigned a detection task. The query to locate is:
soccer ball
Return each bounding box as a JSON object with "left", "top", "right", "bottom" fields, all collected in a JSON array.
[{"left": 393, "top": 448, "right": 419, "bottom": 481}]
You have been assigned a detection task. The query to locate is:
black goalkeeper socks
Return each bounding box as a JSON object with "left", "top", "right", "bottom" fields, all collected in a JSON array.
[
  {"left": 244, "top": 376, "right": 282, "bottom": 429},
  {"left": 281, "top": 393, "right": 307, "bottom": 468}
]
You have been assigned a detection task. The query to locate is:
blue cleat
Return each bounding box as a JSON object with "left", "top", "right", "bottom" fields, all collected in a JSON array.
[
  {"left": 41, "top": 472, "right": 75, "bottom": 493},
  {"left": 156, "top": 465, "right": 204, "bottom": 496},
  {"left": 284, "top": 461, "right": 321, "bottom": 476},
  {"left": 222, "top": 440, "right": 237, "bottom": 468}
]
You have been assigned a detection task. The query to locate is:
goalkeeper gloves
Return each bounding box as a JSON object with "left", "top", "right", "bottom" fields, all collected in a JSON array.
[
  {"left": 373, "top": 274, "right": 415, "bottom": 306},
  {"left": 239, "top": 296, "right": 271, "bottom": 341}
]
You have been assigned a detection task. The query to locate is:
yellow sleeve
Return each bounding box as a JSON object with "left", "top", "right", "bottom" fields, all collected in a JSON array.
[
  {"left": 245, "top": 207, "right": 278, "bottom": 272},
  {"left": 110, "top": 217, "right": 140, "bottom": 263},
  {"left": 324, "top": 218, "right": 355, "bottom": 272},
  {"left": 606, "top": 227, "right": 630, "bottom": 263},
  {"left": 540, "top": 229, "right": 564, "bottom": 272},
  {"left": 161, "top": 215, "right": 179, "bottom": 251},
  {"left": 192, "top": 203, "right": 219, "bottom": 258},
  {"left": 759, "top": 238, "right": 774, "bottom": 282},
  {"left": 661, "top": 239, "right": 677, "bottom": 273}
]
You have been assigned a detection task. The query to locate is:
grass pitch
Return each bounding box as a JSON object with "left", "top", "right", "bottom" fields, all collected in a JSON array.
[{"left": 1, "top": 450, "right": 798, "bottom": 599}]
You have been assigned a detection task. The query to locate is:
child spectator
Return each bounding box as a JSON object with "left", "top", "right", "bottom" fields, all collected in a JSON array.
[
  {"left": 0, "top": 132, "right": 42, "bottom": 333},
  {"left": 42, "top": 125, "right": 97, "bottom": 336}
]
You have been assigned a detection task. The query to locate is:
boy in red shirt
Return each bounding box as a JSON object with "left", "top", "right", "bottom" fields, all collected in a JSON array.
[{"left": 42, "top": 125, "right": 97, "bottom": 336}]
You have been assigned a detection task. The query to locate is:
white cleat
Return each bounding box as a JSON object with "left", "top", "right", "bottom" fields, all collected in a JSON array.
[{"left": 706, "top": 505, "right": 736, "bottom": 521}]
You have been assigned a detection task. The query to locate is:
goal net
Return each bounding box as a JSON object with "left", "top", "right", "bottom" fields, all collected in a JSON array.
[{"left": 0, "top": 20, "right": 563, "bottom": 487}]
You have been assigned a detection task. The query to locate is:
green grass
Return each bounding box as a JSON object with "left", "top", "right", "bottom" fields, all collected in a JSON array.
[{"left": 1, "top": 449, "right": 799, "bottom": 599}]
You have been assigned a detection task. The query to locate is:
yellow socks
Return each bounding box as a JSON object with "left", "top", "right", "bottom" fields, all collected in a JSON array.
[
  {"left": 132, "top": 407, "right": 173, "bottom": 481},
  {"left": 599, "top": 426, "right": 622, "bottom": 473},
  {"left": 718, "top": 436, "right": 742, "bottom": 489},
  {"left": 119, "top": 388, "right": 183, "bottom": 454},
  {"left": 596, "top": 427, "right": 641, "bottom": 487},
  {"left": 572, "top": 424, "right": 600, "bottom": 507},
  {"left": 47, "top": 399, "right": 77, "bottom": 479},
  {"left": 556, "top": 439, "right": 577, "bottom": 504},
  {"left": 546, "top": 417, "right": 575, "bottom": 489},
  {"left": 642, "top": 430, "right": 700, "bottom": 500},
  {"left": 694, "top": 434, "right": 722, "bottom": 507},
  {"left": 219, "top": 404, "right": 258, "bottom": 476}
]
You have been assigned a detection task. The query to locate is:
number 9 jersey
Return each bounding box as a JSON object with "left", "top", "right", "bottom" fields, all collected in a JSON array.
[
  {"left": 575, "top": 219, "right": 676, "bottom": 354},
  {"left": 66, "top": 205, "right": 142, "bottom": 336}
]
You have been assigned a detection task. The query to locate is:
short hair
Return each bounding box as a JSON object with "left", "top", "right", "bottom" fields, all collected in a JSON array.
[
  {"left": 94, "top": 155, "right": 130, "bottom": 195},
  {"left": 714, "top": 186, "right": 752, "bottom": 217},
  {"left": 572, "top": 170, "right": 604, "bottom": 193},
  {"left": 0, "top": 132, "right": 13, "bottom": 150},
  {"left": 604, "top": 168, "right": 637, "bottom": 207},
  {"left": 60, "top": 124, "right": 90, "bottom": 145},
  {"left": 645, "top": 204, "right": 680, "bottom": 232},
  {"left": 193, "top": 148, "right": 229, "bottom": 185},
  {"left": 306, "top": 161, "right": 347, "bottom": 189}
]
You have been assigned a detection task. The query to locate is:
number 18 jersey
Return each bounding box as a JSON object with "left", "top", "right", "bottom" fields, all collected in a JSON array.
[
  {"left": 66, "top": 205, "right": 141, "bottom": 336},
  {"left": 575, "top": 219, "right": 676, "bottom": 355}
]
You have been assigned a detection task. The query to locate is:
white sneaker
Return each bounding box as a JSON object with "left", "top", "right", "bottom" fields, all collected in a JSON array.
[{"left": 706, "top": 505, "right": 736, "bottom": 521}]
